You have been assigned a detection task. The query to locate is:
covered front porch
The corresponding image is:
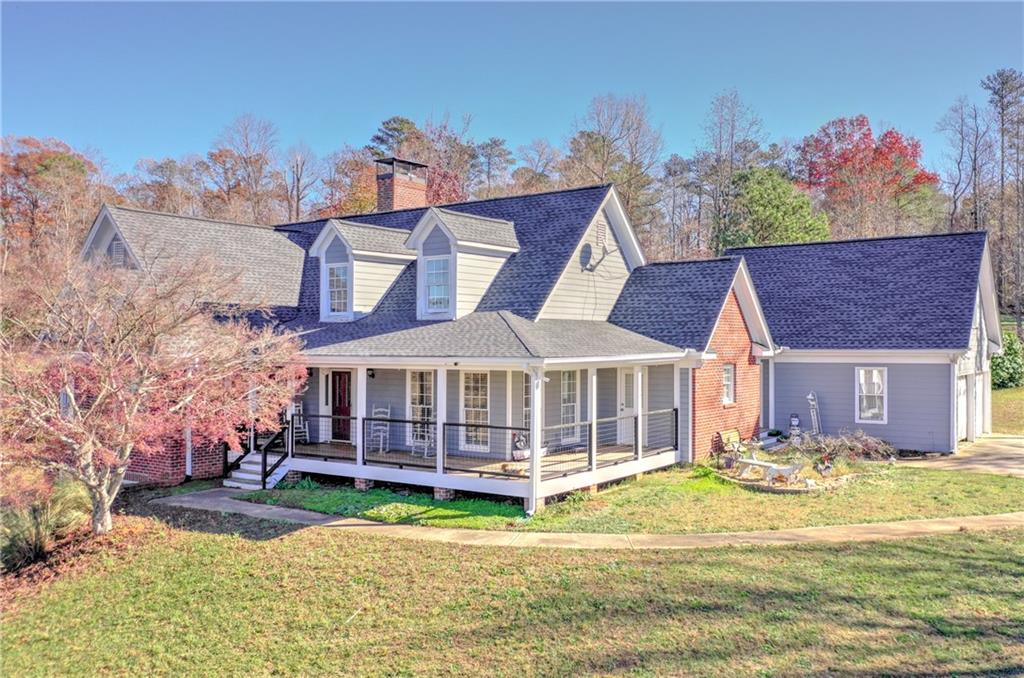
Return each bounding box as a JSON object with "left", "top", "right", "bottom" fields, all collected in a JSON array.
[{"left": 285, "top": 360, "right": 692, "bottom": 511}]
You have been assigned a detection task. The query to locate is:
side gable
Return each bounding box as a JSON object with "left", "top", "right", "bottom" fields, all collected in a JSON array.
[
  {"left": 537, "top": 187, "right": 645, "bottom": 321},
  {"left": 81, "top": 205, "right": 139, "bottom": 268}
]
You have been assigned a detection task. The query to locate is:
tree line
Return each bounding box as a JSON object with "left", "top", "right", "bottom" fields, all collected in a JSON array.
[{"left": 2, "top": 68, "right": 1022, "bottom": 323}]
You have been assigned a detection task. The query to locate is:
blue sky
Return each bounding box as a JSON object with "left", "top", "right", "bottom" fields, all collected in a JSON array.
[{"left": 3, "top": 2, "right": 1021, "bottom": 174}]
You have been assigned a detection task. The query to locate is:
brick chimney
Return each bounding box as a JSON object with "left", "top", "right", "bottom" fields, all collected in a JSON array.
[{"left": 375, "top": 157, "right": 428, "bottom": 212}]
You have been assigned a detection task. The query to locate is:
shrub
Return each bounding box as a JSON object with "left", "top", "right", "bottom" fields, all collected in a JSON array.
[
  {"left": 992, "top": 330, "right": 1024, "bottom": 389},
  {"left": 1, "top": 475, "right": 90, "bottom": 572},
  {"left": 789, "top": 430, "right": 895, "bottom": 465}
]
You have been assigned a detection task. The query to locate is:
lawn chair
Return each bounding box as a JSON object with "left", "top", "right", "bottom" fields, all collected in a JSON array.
[
  {"left": 292, "top": 400, "right": 309, "bottom": 445},
  {"left": 367, "top": 404, "right": 391, "bottom": 454},
  {"left": 411, "top": 422, "right": 435, "bottom": 458}
]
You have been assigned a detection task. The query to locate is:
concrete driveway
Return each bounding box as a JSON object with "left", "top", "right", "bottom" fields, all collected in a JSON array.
[{"left": 902, "top": 435, "right": 1024, "bottom": 478}]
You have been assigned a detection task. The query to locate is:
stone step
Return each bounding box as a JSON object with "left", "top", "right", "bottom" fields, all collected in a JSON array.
[{"left": 223, "top": 478, "right": 262, "bottom": 490}]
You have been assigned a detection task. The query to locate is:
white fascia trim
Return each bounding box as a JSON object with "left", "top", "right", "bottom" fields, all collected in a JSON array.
[
  {"left": 978, "top": 243, "right": 1002, "bottom": 351},
  {"left": 456, "top": 241, "right": 520, "bottom": 255},
  {"left": 79, "top": 206, "right": 141, "bottom": 267},
  {"left": 733, "top": 260, "right": 775, "bottom": 349},
  {"left": 603, "top": 186, "right": 646, "bottom": 269},
  {"left": 774, "top": 349, "right": 960, "bottom": 364},
  {"left": 405, "top": 208, "right": 451, "bottom": 249},
  {"left": 542, "top": 351, "right": 694, "bottom": 368},
  {"left": 352, "top": 249, "right": 416, "bottom": 263},
  {"left": 310, "top": 220, "right": 348, "bottom": 256},
  {"left": 301, "top": 355, "right": 542, "bottom": 369}
]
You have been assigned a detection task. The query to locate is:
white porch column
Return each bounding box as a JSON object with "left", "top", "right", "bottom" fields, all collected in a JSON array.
[
  {"left": 527, "top": 367, "right": 544, "bottom": 514},
  {"left": 634, "top": 367, "right": 644, "bottom": 458},
  {"left": 356, "top": 367, "right": 367, "bottom": 465},
  {"left": 435, "top": 367, "right": 447, "bottom": 474},
  {"left": 588, "top": 368, "right": 597, "bottom": 472},
  {"left": 672, "top": 363, "right": 681, "bottom": 462},
  {"left": 768, "top": 359, "right": 776, "bottom": 431},
  {"left": 285, "top": 401, "right": 296, "bottom": 457}
]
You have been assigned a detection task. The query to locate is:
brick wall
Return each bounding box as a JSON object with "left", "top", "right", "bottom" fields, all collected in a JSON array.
[
  {"left": 376, "top": 173, "right": 427, "bottom": 211},
  {"left": 691, "top": 289, "right": 761, "bottom": 462},
  {"left": 126, "top": 430, "right": 224, "bottom": 485}
]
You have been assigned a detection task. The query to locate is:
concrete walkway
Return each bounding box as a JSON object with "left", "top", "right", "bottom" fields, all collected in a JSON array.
[
  {"left": 151, "top": 488, "right": 1024, "bottom": 551},
  {"left": 902, "top": 434, "right": 1024, "bottom": 478}
]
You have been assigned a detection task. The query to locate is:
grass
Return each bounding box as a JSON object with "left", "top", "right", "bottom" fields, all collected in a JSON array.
[
  {"left": 993, "top": 386, "right": 1024, "bottom": 435},
  {"left": 244, "top": 464, "right": 1024, "bottom": 535},
  {"left": 3, "top": 505, "right": 1023, "bottom": 677},
  {"left": 243, "top": 484, "right": 525, "bottom": 530}
]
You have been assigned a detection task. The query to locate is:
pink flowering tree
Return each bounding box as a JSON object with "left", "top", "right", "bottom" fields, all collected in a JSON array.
[{"left": 1, "top": 250, "right": 306, "bottom": 534}]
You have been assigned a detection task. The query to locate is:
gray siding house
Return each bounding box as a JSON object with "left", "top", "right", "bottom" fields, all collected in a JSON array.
[
  {"left": 81, "top": 156, "right": 997, "bottom": 509},
  {"left": 730, "top": 233, "right": 1002, "bottom": 453}
]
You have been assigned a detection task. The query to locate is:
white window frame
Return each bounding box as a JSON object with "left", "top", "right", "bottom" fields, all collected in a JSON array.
[
  {"left": 327, "top": 262, "right": 350, "bottom": 314},
  {"left": 855, "top": 366, "right": 888, "bottom": 425},
  {"left": 459, "top": 371, "right": 490, "bottom": 452},
  {"left": 560, "top": 370, "right": 580, "bottom": 443},
  {"left": 423, "top": 254, "right": 452, "bottom": 315},
  {"left": 722, "top": 363, "right": 736, "bottom": 405},
  {"left": 319, "top": 247, "right": 354, "bottom": 322},
  {"left": 406, "top": 370, "right": 434, "bottom": 445}
]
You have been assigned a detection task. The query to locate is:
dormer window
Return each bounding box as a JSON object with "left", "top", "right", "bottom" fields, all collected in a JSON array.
[
  {"left": 328, "top": 263, "right": 350, "bottom": 313},
  {"left": 425, "top": 256, "right": 451, "bottom": 312}
]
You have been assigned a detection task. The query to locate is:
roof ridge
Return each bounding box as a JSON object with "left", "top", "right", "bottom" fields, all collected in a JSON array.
[
  {"left": 496, "top": 310, "right": 539, "bottom": 358},
  {"left": 334, "top": 183, "right": 612, "bottom": 220},
  {"left": 433, "top": 207, "right": 514, "bottom": 226},
  {"left": 330, "top": 218, "right": 413, "bottom": 236},
  {"left": 642, "top": 256, "right": 739, "bottom": 266},
  {"left": 105, "top": 203, "right": 274, "bottom": 230},
  {"left": 727, "top": 230, "right": 988, "bottom": 252}
]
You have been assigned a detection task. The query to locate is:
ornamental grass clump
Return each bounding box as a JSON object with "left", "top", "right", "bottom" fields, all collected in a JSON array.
[{"left": 1, "top": 473, "right": 90, "bottom": 572}]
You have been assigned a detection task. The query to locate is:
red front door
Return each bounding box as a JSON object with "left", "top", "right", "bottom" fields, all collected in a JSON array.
[{"left": 331, "top": 371, "right": 352, "bottom": 441}]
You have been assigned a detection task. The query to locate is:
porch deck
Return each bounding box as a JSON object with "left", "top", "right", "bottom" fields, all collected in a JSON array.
[{"left": 291, "top": 440, "right": 658, "bottom": 480}]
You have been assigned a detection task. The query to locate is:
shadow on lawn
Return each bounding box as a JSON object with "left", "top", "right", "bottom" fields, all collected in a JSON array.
[{"left": 115, "top": 483, "right": 307, "bottom": 541}]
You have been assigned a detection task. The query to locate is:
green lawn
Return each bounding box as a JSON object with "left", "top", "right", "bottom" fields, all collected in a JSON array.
[
  {"left": 244, "top": 464, "right": 1024, "bottom": 535},
  {"left": 3, "top": 508, "right": 1023, "bottom": 677},
  {"left": 993, "top": 386, "right": 1024, "bottom": 435}
]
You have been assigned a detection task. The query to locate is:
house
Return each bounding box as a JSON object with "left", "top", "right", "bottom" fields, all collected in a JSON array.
[
  {"left": 80, "top": 157, "right": 995, "bottom": 510},
  {"left": 728, "top": 232, "right": 1002, "bottom": 453},
  {"left": 82, "top": 158, "right": 774, "bottom": 511}
]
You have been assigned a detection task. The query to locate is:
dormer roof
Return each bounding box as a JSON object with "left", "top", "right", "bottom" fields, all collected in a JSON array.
[
  {"left": 405, "top": 207, "right": 520, "bottom": 252},
  {"left": 310, "top": 219, "right": 415, "bottom": 260}
]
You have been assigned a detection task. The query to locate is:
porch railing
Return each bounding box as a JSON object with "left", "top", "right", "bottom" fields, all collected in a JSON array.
[
  {"left": 259, "top": 427, "right": 288, "bottom": 489},
  {"left": 291, "top": 414, "right": 357, "bottom": 462},
  {"left": 361, "top": 417, "right": 436, "bottom": 470},
  {"left": 593, "top": 413, "right": 640, "bottom": 468},
  {"left": 442, "top": 422, "right": 530, "bottom": 479},
  {"left": 540, "top": 420, "right": 592, "bottom": 480},
  {"left": 643, "top": 408, "right": 679, "bottom": 457}
]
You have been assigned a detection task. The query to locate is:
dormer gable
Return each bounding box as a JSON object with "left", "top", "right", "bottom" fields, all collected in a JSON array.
[
  {"left": 81, "top": 205, "right": 139, "bottom": 269},
  {"left": 309, "top": 219, "right": 414, "bottom": 322},
  {"left": 406, "top": 208, "right": 520, "bottom": 320}
]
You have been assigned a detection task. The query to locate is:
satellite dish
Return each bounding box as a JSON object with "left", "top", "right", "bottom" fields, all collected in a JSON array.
[{"left": 579, "top": 243, "right": 594, "bottom": 271}]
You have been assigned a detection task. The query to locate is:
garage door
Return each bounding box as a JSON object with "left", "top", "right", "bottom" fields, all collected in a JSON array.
[{"left": 957, "top": 376, "right": 968, "bottom": 441}]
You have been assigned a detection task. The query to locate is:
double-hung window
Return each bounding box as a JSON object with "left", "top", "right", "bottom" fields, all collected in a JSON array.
[
  {"left": 560, "top": 370, "right": 579, "bottom": 443},
  {"left": 522, "top": 372, "right": 532, "bottom": 433},
  {"left": 856, "top": 367, "right": 887, "bottom": 424},
  {"left": 425, "top": 256, "right": 450, "bottom": 312},
  {"left": 408, "top": 371, "right": 434, "bottom": 444},
  {"left": 722, "top": 363, "right": 736, "bottom": 405},
  {"left": 462, "top": 371, "right": 489, "bottom": 451},
  {"left": 327, "top": 263, "right": 349, "bottom": 314}
]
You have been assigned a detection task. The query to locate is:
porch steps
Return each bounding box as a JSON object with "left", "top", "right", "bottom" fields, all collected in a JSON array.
[{"left": 223, "top": 453, "right": 290, "bottom": 491}]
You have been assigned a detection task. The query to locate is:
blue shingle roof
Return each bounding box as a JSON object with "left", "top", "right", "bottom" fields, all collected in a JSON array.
[
  {"left": 609, "top": 258, "right": 741, "bottom": 351},
  {"left": 340, "top": 184, "right": 612, "bottom": 319},
  {"left": 727, "top": 232, "right": 988, "bottom": 350}
]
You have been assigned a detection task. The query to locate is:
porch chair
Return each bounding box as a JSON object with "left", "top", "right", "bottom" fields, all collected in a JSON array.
[
  {"left": 411, "top": 422, "right": 435, "bottom": 458},
  {"left": 292, "top": 401, "right": 309, "bottom": 445},
  {"left": 367, "top": 404, "right": 391, "bottom": 454}
]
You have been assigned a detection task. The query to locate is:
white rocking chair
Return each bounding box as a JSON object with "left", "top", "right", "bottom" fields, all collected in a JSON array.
[{"left": 367, "top": 404, "right": 391, "bottom": 454}]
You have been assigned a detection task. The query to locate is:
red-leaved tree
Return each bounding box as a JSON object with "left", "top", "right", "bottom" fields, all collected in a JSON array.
[
  {"left": 796, "top": 115, "right": 940, "bottom": 237},
  {"left": 0, "top": 249, "right": 306, "bottom": 534}
]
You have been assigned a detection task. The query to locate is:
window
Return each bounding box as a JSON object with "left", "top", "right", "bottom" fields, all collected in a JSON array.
[
  {"left": 856, "top": 367, "right": 887, "bottom": 424},
  {"left": 722, "top": 364, "right": 735, "bottom": 405},
  {"left": 327, "top": 263, "right": 349, "bottom": 313},
  {"left": 523, "top": 372, "right": 532, "bottom": 432},
  {"left": 425, "top": 256, "right": 450, "bottom": 311},
  {"left": 462, "top": 371, "right": 489, "bottom": 450},
  {"left": 560, "top": 370, "right": 579, "bottom": 442},
  {"left": 409, "top": 371, "right": 434, "bottom": 444},
  {"left": 109, "top": 238, "right": 126, "bottom": 267}
]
